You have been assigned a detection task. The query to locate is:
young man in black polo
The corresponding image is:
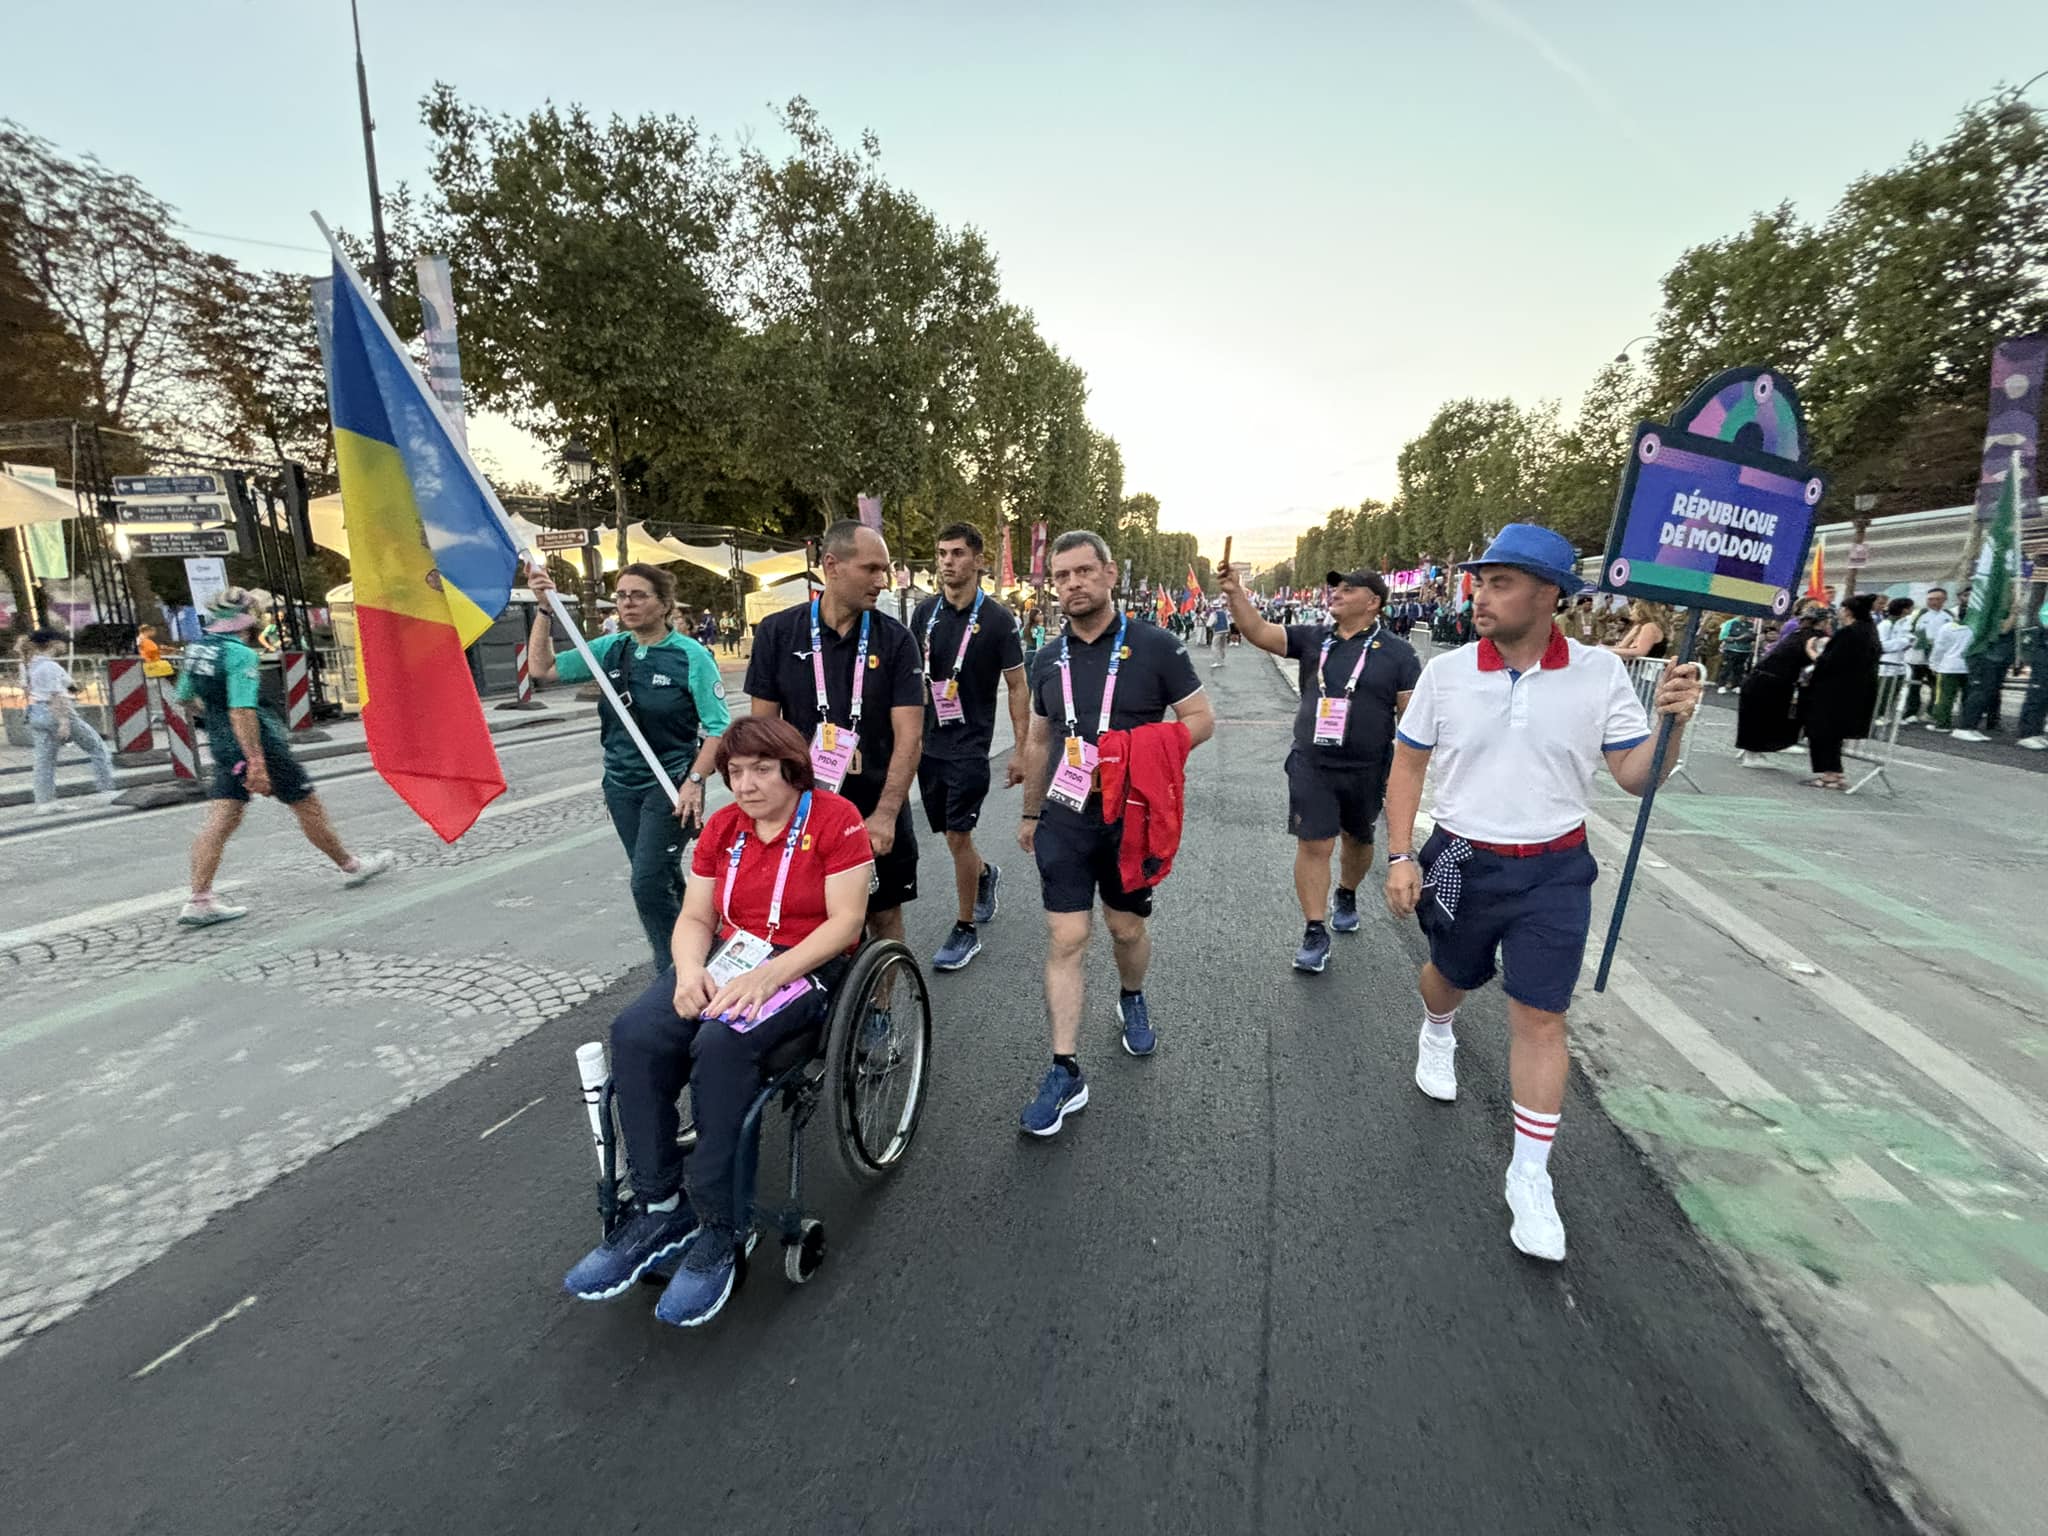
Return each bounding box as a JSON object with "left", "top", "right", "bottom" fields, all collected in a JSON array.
[
  {"left": 912, "top": 522, "right": 1030, "bottom": 972},
  {"left": 745, "top": 520, "right": 924, "bottom": 941},
  {"left": 1015, "top": 530, "right": 1213, "bottom": 1137},
  {"left": 1222, "top": 563, "right": 1420, "bottom": 973}
]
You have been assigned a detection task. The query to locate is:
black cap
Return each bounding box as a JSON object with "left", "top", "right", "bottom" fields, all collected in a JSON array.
[{"left": 1325, "top": 569, "right": 1389, "bottom": 604}]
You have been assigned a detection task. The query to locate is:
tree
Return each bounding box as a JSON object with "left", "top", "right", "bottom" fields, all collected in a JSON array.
[{"left": 173, "top": 257, "right": 333, "bottom": 480}]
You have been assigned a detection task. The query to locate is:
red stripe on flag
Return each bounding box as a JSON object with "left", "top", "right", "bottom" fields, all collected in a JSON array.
[{"left": 355, "top": 605, "right": 506, "bottom": 842}]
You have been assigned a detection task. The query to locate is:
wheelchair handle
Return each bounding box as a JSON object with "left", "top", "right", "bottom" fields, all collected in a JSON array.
[{"left": 575, "top": 1041, "right": 610, "bottom": 1174}]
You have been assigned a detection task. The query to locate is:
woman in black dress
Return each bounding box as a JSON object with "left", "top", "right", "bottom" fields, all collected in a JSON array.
[
  {"left": 1798, "top": 593, "right": 1883, "bottom": 790},
  {"left": 1737, "top": 603, "right": 1831, "bottom": 765}
]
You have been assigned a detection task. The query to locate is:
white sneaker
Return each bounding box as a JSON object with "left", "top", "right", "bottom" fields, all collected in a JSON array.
[
  {"left": 1414, "top": 1028, "right": 1457, "bottom": 1102},
  {"left": 1505, "top": 1165, "right": 1567, "bottom": 1262},
  {"left": 342, "top": 849, "right": 396, "bottom": 888},
  {"left": 1737, "top": 751, "right": 1771, "bottom": 768},
  {"left": 1950, "top": 729, "right": 1990, "bottom": 743},
  {"left": 2020, "top": 736, "right": 2048, "bottom": 751},
  {"left": 1716, "top": 685, "right": 1730, "bottom": 694},
  {"left": 178, "top": 899, "right": 249, "bottom": 928}
]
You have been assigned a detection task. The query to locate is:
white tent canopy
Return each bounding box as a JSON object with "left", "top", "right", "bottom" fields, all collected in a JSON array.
[{"left": 0, "top": 469, "right": 82, "bottom": 530}]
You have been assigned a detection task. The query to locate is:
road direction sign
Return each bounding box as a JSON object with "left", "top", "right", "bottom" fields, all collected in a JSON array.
[
  {"left": 535, "top": 528, "right": 595, "bottom": 551},
  {"left": 111, "top": 497, "right": 233, "bottom": 524},
  {"left": 111, "top": 472, "right": 228, "bottom": 499},
  {"left": 129, "top": 529, "right": 238, "bottom": 557}
]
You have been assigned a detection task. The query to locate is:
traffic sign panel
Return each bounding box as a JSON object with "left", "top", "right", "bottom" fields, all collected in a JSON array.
[
  {"left": 112, "top": 497, "right": 233, "bottom": 524},
  {"left": 130, "top": 529, "right": 238, "bottom": 557},
  {"left": 535, "top": 528, "right": 595, "bottom": 550},
  {"left": 111, "top": 472, "right": 228, "bottom": 498}
]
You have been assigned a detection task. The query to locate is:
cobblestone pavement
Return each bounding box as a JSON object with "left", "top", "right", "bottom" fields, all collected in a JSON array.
[{"left": 0, "top": 729, "right": 651, "bottom": 1363}]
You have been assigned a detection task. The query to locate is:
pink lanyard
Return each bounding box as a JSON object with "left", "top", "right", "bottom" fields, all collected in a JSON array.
[
  {"left": 810, "top": 602, "right": 870, "bottom": 730},
  {"left": 1318, "top": 623, "right": 1379, "bottom": 698},
  {"left": 924, "top": 589, "right": 986, "bottom": 681},
  {"left": 1058, "top": 613, "right": 1128, "bottom": 735},
  {"left": 721, "top": 793, "right": 813, "bottom": 938}
]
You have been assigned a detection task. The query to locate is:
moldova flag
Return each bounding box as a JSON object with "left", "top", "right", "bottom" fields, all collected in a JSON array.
[{"left": 323, "top": 247, "right": 519, "bottom": 841}]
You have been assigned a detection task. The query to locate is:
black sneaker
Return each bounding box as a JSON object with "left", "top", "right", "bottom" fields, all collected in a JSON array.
[
  {"left": 973, "top": 862, "right": 1001, "bottom": 925},
  {"left": 933, "top": 922, "right": 982, "bottom": 971},
  {"left": 562, "top": 1201, "right": 697, "bottom": 1300},
  {"left": 1331, "top": 887, "right": 1361, "bottom": 934}
]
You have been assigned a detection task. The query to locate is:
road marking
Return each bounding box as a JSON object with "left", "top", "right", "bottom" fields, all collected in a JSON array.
[
  {"left": 480, "top": 779, "right": 600, "bottom": 820},
  {"left": 1591, "top": 954, "right": 1777, "bottom": 1102},
  {"left": 1584, "top": 810, "right": 2048, "bottom": 1168},
  {"left": 131, "top": 1294, "right": 258, "bottom": 1379},
  {"left": 0, "top": 881, "right": 247, "bottom": 950},
  {"left": 1930, "top": 1279, "right": 2048, "bottom": 1400},
  {"left": 0, "top": 822, "right": 617, "bottom": 1055},
  {"left": 479, "top": 1095, "right": 545, "bottom": 1139}
]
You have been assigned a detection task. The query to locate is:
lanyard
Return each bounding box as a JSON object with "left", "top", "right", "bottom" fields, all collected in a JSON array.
[
  {"left": 924, "top": 589, "right": 986, "bottom": 681},
  {"left": 1058, "top": 612, "right": 1128, "bottom": 736},
  {"left": 1317, "top": 622, "right": 1380, "bottom": 699},
  {"left": 810, "top": 601, "right": 870, "bottom": 730},
  {"left": 722, "top": 792, "right": 813, "bottom": 938}
]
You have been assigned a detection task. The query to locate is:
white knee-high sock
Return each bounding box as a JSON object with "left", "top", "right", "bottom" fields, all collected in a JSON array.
[{"left": 1511, "top": 1102, "right": 1559, "bottom": 1174}]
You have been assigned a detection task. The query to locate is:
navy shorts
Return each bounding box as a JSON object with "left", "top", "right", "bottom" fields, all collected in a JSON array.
[
  {"left": 1033, "top": 811, "right": 1152, "bottom": 917},
  {"left": 918, "top": 754, "right": 991, "bottom": 835},
  {"left": 1284, "top": 748, "right": 1384, "bottom": 843},
  {"left": 209, "top": 735, "right": 315, "bottom": 805},
  {"left": 1414, "top": 826, "right": 1597, "bottom": 1014}
]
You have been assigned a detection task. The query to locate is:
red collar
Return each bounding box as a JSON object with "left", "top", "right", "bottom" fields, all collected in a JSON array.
[{"left": 1476, "top": 625, "right": 1571, "bottom": 673}]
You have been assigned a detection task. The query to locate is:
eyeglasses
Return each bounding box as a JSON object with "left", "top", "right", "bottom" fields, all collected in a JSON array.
[{"left": 615, "top": 590, "right": 658, "bottom": 602}]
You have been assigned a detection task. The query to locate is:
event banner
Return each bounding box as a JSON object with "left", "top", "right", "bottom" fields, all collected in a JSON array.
[
  {"left": 1600, "top": 367, "right": 1826, "bottom": 620},
  {"left": 414, "top": 256, "right": 469, "bottom": 449},
  {"left": 857, "top": 493, "right": 883, "bottom": 532},
  {"left": 1030, "top": 520, "right": 1047, "bottom": 580},
  {"left": 1976, "top": 334, "right": 2045, "bottom": 543}
]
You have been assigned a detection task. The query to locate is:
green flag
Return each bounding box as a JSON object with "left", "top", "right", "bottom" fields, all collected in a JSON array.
[{"left": 1965, "top": 462, "right": 2022, "bottom": 659}]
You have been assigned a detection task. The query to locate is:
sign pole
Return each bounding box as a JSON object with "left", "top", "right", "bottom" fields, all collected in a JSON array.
[{"left": 1592, "top": 607, "right": 1701, "bottom": 992}]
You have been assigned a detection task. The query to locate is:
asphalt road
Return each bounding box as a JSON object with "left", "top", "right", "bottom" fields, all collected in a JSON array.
[{"left": 0, "top": 642, "right": 1911, "bottom": 1535}]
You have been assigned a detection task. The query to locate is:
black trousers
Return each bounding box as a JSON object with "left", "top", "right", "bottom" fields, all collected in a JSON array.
[
  {"left": 1808, "top": 733, "right": 1845, "bottom": 775},
  {"left": 604, "top": 779, "right": 689, "bottom": 966},
  {"left": 609, "top": 961, "right": 843, "bottom": 1229}
]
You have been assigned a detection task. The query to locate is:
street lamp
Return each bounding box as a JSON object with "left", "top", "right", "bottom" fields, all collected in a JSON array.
[
  {"left": 562, "top": 437, "right": 598, "bottom": 624},
  {"left": 1613, "top": 334, "right": 1654, "bottom": 365},
  {"left": 563, "top": 437, "right": 594, "bottom": 490}
]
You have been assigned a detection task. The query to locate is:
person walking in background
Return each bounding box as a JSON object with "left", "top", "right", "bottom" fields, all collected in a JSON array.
[
  {"left": 1736, "top": 602, "right": 1829, "bottom": 767},
  {"left": 1876, "top": 597, "right": 1916, "bottom": 720},
  {"left": 1927, "top": 606, "right": 1974, "bottom": 731},
  {"left": 1900, "top": 588, "right": 1950, "bottom": 724},
  {"left": 1798, "top": 593, "right": 1882, "bottom": 790},
  {"left": 1950, "top": 602, "right": 2017, "bottom": 744},
  {"left": 1209, "top": 601, "right": 1232, "bottom": 669},
  {"left": 2016, "top": 591, "right": 2048, "bottom": 751},
  {"left": 17, "top": 629, "right": 118, "bottom": 814},
  {"left": 1715, "top": 614, "right": 1757, "bottom": 693}
]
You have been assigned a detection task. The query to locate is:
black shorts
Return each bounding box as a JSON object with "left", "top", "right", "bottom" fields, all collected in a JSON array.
[
  {"left": 840, "top": 790, "right": 917, "bottom": 912},
  {"left": 917, "top": 754, "right": 991, "bottom": 835},
  {"left": 1284, "top": 747, "right": 1384, "bottom": 843},
  {"left": 1033, "top": 812, "right": 1152, "bottom": 917},
  {"left": 209, "top": 734, "right": 315, "bottom": 805}
]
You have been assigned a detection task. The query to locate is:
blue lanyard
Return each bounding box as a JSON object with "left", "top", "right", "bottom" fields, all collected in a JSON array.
[
  {"left": 723, "top": 791, "right": 813, "bottom": 937},
  {"left": 809, "top": 600, "right": 870, "bottom": 730},
  {"left": 924, "top": 589, "right": 986, "bottom": 681},
  {"left": 1058, "top": 612, "right": 1128, "bottom": 736}
]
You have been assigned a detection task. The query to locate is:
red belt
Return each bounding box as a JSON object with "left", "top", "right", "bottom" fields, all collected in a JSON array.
[{"left": 1463, "top": 825, "right": 1586, "bottom": 858}]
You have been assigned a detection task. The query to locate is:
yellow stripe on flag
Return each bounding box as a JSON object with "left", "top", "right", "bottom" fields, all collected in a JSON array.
[{"left": 335, "top": 429, "right": 497, "bottom": 647}]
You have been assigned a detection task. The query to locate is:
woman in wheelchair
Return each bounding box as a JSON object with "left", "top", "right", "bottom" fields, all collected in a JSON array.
[{"left": 563, "top": 716, "right": 875, "bottom": 1327}]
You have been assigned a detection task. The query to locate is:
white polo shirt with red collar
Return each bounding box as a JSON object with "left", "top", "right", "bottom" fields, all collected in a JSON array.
[{"left": 1395, "top": 627, "right": 1651, "bottom": 844}]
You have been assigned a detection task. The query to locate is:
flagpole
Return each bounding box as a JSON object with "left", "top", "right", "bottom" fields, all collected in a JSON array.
[{"left": 310, "top": 212, "right": 681, "bottom": 807}]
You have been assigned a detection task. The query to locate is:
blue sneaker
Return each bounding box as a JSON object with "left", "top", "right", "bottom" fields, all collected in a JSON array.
[
  {"left": 973, "top": 863, "right": 1001, "bottom": 925},
  {"left": 1118, "top": 992, "right": 1156, "bottom": 1057},
  {"left": 1294, "top": 924, "right": 1331, "bottom": 974},
  {"left": 562, "top": 1201, "right": 697, "bottom": 1301},
  {"left": 933, "top": 921, "right": 982, "bottom": 972},
  {"left": 1019, "top": 1063, "right": 1089, "bottom": 1137},
  {"left": 1330, "top": 887, "right": 1361, "bottom": 935},
  {"left": 653, "top": 1224, "right": 737, "bottom": 1327}
]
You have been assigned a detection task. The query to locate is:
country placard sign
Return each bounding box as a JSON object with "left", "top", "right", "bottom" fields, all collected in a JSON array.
[
  {"left": 534, "top": 527, "right": 594, "bottom": 551},
  {"left": 1599, "top": 366, "right": 1826, "bottom": 620}
]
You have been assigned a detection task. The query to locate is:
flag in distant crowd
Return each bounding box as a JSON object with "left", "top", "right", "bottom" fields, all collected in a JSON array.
[
  {"left": 319, "top": 232, "right": 519, "bottom": 842},
  {"left": 1967, "top": 455, "right": 2025, "bottom": 659}
]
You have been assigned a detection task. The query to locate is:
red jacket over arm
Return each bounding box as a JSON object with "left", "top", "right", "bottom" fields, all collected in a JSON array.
[{"left": 1096, "top": 721, "right": 1193, "bottom": 892}]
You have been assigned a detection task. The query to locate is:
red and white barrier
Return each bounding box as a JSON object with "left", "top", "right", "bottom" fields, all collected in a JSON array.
[
  {"left": 108, "top": 657, "right": 153, "bottom": 754},
  {"left": 282, "top": 651, "right": 311, "bottom": 731},
  {"left": 512, "top": 640, "right": 534, "bottom": 704},
  {"left": 156, "top": 678, "right": 198, "bottom": 781}
]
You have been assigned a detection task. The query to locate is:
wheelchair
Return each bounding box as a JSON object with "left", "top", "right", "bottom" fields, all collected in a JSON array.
[{"left": 573, "top": 938, "right": 932, "bottom": 1290}]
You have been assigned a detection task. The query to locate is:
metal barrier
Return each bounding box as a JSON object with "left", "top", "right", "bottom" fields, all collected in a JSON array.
[
  {"left": 1623, "top": 656, "right": 1701, "bottom": 792},
  {"left": 1844, "top": 673, "right": 1909, "bottom": 797}
]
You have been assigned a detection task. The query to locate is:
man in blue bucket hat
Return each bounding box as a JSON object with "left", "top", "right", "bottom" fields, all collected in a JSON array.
[{"left": 1380, "top": 524, "right": 1702, "bottom": 1262}]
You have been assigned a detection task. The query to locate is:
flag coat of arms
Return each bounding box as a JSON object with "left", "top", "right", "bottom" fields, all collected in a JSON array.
[{"left": 322, "top": 245, "right": 520, "bottom": 840}]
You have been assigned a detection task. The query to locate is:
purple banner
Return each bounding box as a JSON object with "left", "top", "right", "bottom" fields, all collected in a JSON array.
[
  {"left": 1977, "top": 335, "right": 2045, "bottom": 538},
  {"left": 856, "top": 494, "right": 883, "bottom": 532}
]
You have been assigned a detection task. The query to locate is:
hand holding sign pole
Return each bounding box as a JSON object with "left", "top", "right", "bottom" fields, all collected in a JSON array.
[{"left": 1591, "top": 366, "right": 1826, "bottom": 992}]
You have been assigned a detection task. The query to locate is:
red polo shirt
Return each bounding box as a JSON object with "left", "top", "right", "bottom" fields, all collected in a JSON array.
[{"left": 691, "top": 791, "right": 873, "bottom": 948}]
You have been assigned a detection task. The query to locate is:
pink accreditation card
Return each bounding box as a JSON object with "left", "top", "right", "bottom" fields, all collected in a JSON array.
[
  {"left": 809, "top": 723, "right": 859, "bottom": 792},
  {"left": 931, "top": 678, "right": 966, "bottom": 724},
  {"left": 713, "top": 976, "right": 817, "bottom": 1034},
  {"left": 1313, "top": 697, "right": 1350, "bottom": 745},
  {"left": 1046, "top": 737, "right": 1099, "bottom": 812}
]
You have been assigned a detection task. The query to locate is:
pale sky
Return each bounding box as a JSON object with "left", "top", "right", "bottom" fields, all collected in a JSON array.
[{"left": 7, "top": 2, "right": 2044, "bottom": 566}]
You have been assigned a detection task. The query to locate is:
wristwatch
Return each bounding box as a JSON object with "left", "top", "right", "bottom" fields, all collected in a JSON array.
[{"left": 687, "top": 771, "right": 705, "bottom": 786}]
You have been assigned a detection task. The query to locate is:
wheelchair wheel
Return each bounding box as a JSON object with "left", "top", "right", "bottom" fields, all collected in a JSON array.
[
  {"left": 784, "top": 1219, "right": 825, "bottom": 1284},
  {"left": 825, "top": 939, "right": 932, "bottom": 1181}
]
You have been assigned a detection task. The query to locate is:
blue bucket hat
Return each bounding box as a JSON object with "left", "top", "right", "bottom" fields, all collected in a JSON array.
[{"left": 1458, "top": 524, "right": 1587, "bottom": 595}]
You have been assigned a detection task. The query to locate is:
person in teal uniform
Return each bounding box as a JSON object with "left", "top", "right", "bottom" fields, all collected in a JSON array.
[{"left": 527, "top": 562, "right": 731, "bottom": 963}]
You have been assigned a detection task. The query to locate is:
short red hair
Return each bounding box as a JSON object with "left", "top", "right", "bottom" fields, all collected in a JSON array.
[{"left": 714, "top": 716, "right": 816, "bottom": 792}]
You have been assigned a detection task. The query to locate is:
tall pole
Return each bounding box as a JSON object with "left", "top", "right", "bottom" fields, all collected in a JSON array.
[
  {"left": 608, "top": 411, "right": 631, "bottom": 568},
  {"left": 350, "top": 0, "right": 394, "bottom": 314}
]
